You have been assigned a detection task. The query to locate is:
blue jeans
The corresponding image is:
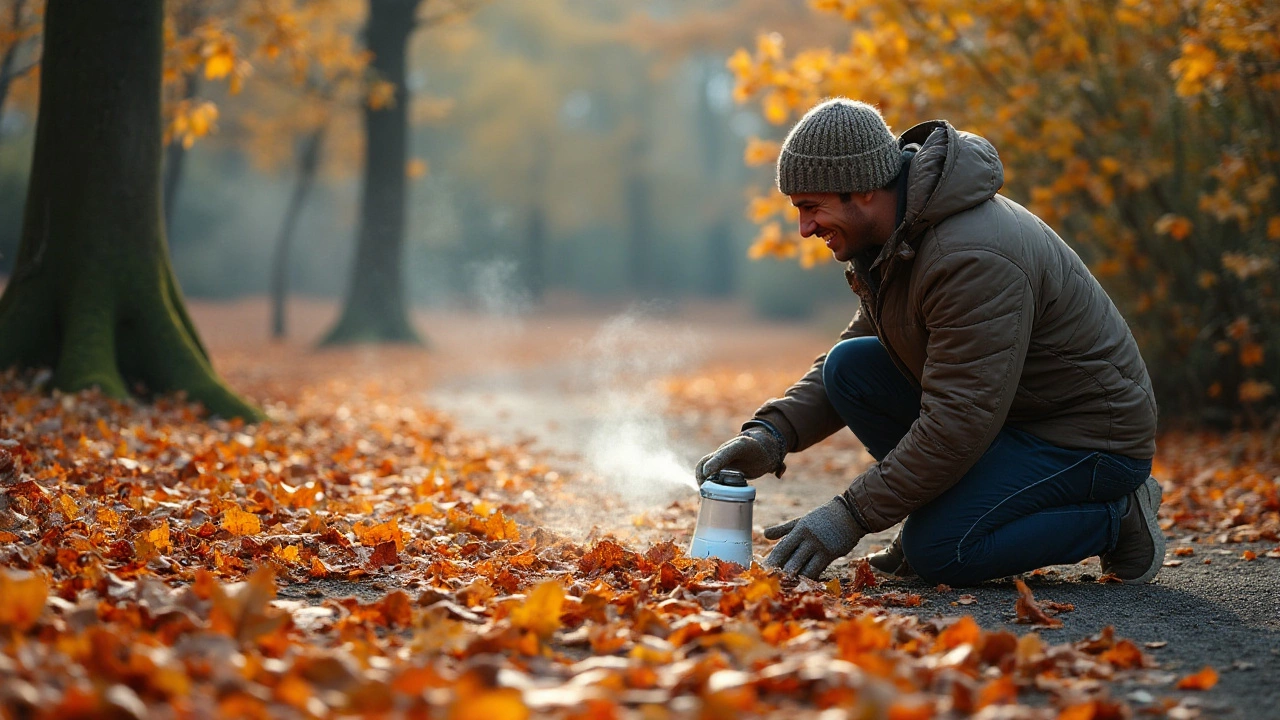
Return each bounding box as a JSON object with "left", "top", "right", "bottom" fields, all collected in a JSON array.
[{"left": 823, "top": 337, "right": 1151, "bottom": 586}]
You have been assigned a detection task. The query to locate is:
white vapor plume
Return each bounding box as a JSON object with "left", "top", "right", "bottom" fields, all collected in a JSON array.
[{"left": 579, "top": 308, "right": 702, "bottom": 506}]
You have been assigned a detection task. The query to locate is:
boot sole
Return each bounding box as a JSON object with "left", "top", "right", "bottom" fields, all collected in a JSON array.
[{"left": 1125, "top": 476, "right": 1165, "bottom": 584}]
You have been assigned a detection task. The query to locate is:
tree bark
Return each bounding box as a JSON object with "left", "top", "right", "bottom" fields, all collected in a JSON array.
[
  {"left": 271, "top": 127, "right": 326, "bottom": 339},
  {"left": 321, "top": 0, "right": 423, "bottom": 346},
  {"left": 0, "top": 0, "right": 260, "bottom": 420}
]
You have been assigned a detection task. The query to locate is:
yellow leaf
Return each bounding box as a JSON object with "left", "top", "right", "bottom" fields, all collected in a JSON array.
[
  {"left": 57, "top": 493, "right": 79, "bottom": 520},
  {"left": 1268, "top": 216, "right": 1280, "bottom": 241},
  {"left": 273, "top": 544, "right": 301, "bottom": 564},
  {"left": 0, "top": 571, "right": 47, "bottom": 632},
  {"left": 354, "top": 518, "right": 405, "bottom": 551},
  {"left": 368, "top": 80, "right": 397, "bottom": 110},
  {"left": 146, "top": 521, "right": 172, "bottom": 551},
  {"left": 743, "top": 137, "right": 781, "bottom": 167},
  {"left": 449, "top": 674, "right": 529, "bottom": 720},
  {"left": 205, "top": 51, "right": 235, "bottom": 80},
  {"left": 762, "top": 91, "right": 790, "bottom": 125},
  {"left": 222, "top": 506, "right": 262, "bottom": 536},
  {"left": 508, "top": 580, "right": 564, "bottom": 640},
  {"left": 406, "top": 158, "right": 428, "bottom": 179}
]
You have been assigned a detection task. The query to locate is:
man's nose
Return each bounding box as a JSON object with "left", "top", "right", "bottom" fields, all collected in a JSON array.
[{"left": 798, "top": 218, "right": 816, "bottom": 238}]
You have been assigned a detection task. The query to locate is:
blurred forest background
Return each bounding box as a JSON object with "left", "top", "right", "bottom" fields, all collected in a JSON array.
[{"left": 0, "top": 0, "right": 1276, "bottom": 422}]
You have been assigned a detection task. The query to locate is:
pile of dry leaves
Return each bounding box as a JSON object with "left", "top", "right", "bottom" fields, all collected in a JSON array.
[{"left": 0, "top": 370, "right": 1220, "bottom": 718}]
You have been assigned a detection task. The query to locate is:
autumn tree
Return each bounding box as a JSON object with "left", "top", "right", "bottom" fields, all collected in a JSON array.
[
  {"left": 0, "top": 0, "right": 260, "bottom": 419},
  {"left": 322, "top": 0, "right": 425, "bottom": 345},
  {"left": 730, "top": 0, "right": 1280, "bottom": 421}
]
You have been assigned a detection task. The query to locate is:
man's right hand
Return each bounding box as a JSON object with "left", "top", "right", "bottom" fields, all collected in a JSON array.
[{"left": 695, "top": 427, "right": 786, "bottom": 485}]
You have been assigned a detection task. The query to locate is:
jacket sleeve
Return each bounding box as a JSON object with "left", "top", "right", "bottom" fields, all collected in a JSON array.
[
  {"left": 750, "top": 308, "right": 877, "bottom": 453},
  {"left": 843, "top": 248, "right": 1033, "bottom": 531}
]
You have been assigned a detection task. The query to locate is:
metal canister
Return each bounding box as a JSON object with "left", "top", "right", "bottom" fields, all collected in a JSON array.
[{"left": 688, "top": 469, "right": 755, "bottom": 566}]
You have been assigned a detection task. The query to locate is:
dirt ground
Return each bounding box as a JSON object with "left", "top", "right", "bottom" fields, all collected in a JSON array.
[{"left": 192, "top": 296, "right": 1279, "bottom": 719}]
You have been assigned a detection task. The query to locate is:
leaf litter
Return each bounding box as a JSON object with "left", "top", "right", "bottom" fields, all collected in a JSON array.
[{"left": 0, "top": 370, "right": 1215, "bottom": 718}]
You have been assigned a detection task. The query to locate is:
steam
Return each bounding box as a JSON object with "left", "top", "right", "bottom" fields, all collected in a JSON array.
[
  {"left": 467, "top": 259, "right": 531, "bottom": 327},
  {"left": 578, "top": 308, "right": 702, "bottom": 505}
]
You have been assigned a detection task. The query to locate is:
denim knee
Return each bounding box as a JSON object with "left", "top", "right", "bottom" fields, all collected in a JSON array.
[
  {"left": 822, "top": 336, "right": 884, "bottom": 395},
  {"left": 900, "top": 515, "right": 965, "bottom": 586}
]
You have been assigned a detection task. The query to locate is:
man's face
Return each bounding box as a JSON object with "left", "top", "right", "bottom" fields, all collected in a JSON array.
[{"left": 789, "top": 192, "right": 878, "bottom": 263}]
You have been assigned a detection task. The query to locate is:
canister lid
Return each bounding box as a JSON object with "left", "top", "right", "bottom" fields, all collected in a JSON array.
[{"left": 700, "top": 479, "right": 756, "bottom": 502}]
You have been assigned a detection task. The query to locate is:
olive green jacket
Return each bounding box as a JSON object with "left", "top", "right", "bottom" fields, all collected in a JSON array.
[{"left": 753, "top": 120, "right": 1158, "bottom": 532}]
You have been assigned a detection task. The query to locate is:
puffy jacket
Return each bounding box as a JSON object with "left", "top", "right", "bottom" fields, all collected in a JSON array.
[{"left": 753, "top": 120, "right": 1158, "bottom": 532}]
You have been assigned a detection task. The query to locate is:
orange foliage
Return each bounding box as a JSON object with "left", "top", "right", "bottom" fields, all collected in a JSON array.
[{"left": 0, "top": 372, "right": 1167, "bottom": 717}]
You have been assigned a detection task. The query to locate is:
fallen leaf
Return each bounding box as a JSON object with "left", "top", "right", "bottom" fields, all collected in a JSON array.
[
  {"left": 0, "top": 570, "right": 47, "bottom": 631},
  {"left": 222, "top": 506, "right": 262, "bottom": 536},
  {"left": 1175, "top": 666, "right": 1219, "bottom": 690},
  {"left": 509, "top": 580, "right": 564, "bottom": 640},
  {"left": 1014, "top": 579, "right": 1062, "bottom": 628}
]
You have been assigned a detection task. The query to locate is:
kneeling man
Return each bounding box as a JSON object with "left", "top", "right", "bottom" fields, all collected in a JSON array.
[{"left": 696, "top": 99, "right": 1161, "bottom": 586}]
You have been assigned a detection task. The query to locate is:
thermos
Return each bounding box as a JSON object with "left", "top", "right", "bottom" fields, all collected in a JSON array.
[{"left": 689, "top": 469, "right": 755, "bottom": 566}]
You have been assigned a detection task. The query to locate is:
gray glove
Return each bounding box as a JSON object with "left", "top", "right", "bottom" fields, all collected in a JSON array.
[
  {"left": 695, "top": 427, "right": 785, "bottom": 486},
  {"left": 763, "top": 498, "right": 865, "bottom": 579}
]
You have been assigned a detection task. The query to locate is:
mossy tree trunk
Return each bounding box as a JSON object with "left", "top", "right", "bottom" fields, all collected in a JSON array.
[
  {"left": 322, "top": 0, "right": 423, "bottom": 346},
  {"left": 0, "top": 0, "right": 261, "bottom": 420}
]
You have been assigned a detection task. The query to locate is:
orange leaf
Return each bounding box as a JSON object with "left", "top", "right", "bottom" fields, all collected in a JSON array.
[
  {"left": 509, "top": 580, "right": 564, "bottom": 640},
  {"left": 1101, "top": 639, "right": 1148, "bottom": 669},
  {"left": 934, "top": 615, "right": 981, "bottom": 652},
  {"left": 369, "top": 540, "right": 399, "bottom": 568},
  {"left": 887, "top": 702, "right": 933, "bottom": 720},
  {"left": 976, "top": 675, "right": 1018, "bottom": 709},
  {"left": 222, "top": 506, "right": 262, "bottom": 536},
  {"left": 354, "top": 518, "right": 405, "bottom": 551},
  {"left": 209, "top": 567, "right": 286, "bottom": 643},
  {"left": 1176, "top": 666, "right": 1219, "bottom": 690},
  {"left": 0, "top": 570, "right": 47, "bottom": 632},
  {"left": 1014, "top": 578, "right": 1062, "bottom": 628},
  {"left": 449, "top": 681, "right": 528, "bottom": 720}
]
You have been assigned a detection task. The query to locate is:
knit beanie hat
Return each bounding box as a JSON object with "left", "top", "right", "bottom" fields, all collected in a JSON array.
[{"left": 776, "top": 98, "right": 900, "bottom": 195}]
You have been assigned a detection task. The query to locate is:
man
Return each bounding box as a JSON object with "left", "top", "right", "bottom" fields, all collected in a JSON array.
[{"left": 696, "top": 99, "right": 1161, "bottom": 586}]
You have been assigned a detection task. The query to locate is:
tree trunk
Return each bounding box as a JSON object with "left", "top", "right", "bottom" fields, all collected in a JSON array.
[
  {"left": 271, "top": 127, "right": 326, "bottom": 339},
  {"left": 321, "top": 0, "right": 423, "bottom": 346},
  {"left": 0, "top": 0, "right": 260, "bottom": 420}
]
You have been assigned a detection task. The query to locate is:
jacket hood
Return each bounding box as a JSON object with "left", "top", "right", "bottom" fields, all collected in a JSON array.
[{"left": 870, "top": 121, "right": 1004, "bottom": 269}]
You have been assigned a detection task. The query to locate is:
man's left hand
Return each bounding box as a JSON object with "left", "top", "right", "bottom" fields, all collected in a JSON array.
[{"left": 763, "top": 498, "right": 865, "bottom": 579}]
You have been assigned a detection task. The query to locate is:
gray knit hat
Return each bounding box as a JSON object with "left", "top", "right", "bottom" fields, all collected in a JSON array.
[{"left": 776, "top": 98, "right": 900, "bottom": 195}]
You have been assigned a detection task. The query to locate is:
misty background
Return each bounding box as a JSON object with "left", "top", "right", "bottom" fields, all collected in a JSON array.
[{"left": 0, "top": 0, "right": 853, "bottom": 323}]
